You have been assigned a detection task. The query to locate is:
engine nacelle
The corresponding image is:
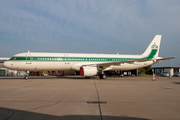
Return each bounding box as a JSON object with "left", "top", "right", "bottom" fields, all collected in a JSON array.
[{"left": 79, "top": 66, "right": 98, "bottom": 77}]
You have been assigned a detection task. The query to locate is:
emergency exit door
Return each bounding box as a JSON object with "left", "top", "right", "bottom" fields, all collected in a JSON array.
[{"left": 64, "top": 54, "right": 69, "bottom": 64}]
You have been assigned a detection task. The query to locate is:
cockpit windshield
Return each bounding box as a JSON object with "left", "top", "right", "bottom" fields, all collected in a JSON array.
[{"left": 10, "top": 57, "right": 20, "bottom": 60}]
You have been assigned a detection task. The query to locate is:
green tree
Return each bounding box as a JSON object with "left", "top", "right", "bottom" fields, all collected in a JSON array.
[{"left": 138, "top": 65, "right": 152, "bottom": 75}]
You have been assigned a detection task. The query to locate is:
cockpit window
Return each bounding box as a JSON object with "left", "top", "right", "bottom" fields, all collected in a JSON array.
[
  {"left": 10, "top": 57, "right": 19, "bottom": 60},
  {"left": 10, "top": 57, "right": 15, "bottom": 60}
]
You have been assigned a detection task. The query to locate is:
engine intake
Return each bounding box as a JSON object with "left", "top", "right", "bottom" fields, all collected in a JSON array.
[{"left": 79, "top": 66, "right": 98, "bottom": 77}]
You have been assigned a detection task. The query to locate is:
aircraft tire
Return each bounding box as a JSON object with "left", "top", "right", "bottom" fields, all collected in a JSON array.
[
  {"left": 99, "top": 74, "right": 106, "bottom": 79},
  {"left": 24, "top": 76, "right": 29, "bottom": 80},
  {"left": 99, "top": 74, "right": 102, "bottom": 79},
  {"left": 102, "top": 74, "right": 106, "bottom": 79}
]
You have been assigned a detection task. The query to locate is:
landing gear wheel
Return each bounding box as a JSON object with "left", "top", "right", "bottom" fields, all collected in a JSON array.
[
  {"left": 99, "top": 74, "right": 106, "bottom": 79},
  {"left": 25, "top": 71, "right": 29, "bottom": 80},
  {"left": 102, "top": 74, "right": 106, "bottom": 79},
  {"left": 99, "top": 74, "right": 102, "bottom": 79},
  {"left": 24, "top": 75, "right": 29, "bottom": 80}
]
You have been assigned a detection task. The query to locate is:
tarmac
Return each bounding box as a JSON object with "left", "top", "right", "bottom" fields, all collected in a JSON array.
[{"left": 0, "top": 76, "right": 180, "bottom": 120}]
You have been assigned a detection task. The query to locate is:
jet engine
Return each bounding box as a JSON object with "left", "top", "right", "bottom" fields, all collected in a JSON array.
[{"left": 79, "top": 66, "right": 98, "bottom": 77}]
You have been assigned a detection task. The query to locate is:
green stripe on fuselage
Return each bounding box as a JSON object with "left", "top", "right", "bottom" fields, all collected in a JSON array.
[{"left": 8, "top": 49, "right": 157, "bottom": 62}]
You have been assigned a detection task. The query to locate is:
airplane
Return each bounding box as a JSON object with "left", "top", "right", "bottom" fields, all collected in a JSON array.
[{"left": 3, "top": 35, "right": 176, "bottom": 79}]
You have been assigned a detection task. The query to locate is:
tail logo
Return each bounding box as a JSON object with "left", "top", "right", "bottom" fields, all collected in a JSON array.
[{"left": 151, "top": 43, "right": 158, "bottom": 49}]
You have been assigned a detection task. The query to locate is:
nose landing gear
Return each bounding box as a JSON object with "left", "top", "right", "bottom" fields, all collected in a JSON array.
[
  {"left": 24, "top": 71, "right": 29, "bottom": 80},
  {"left": 24, "top": 75, "right": 29, "bottom": 79}
]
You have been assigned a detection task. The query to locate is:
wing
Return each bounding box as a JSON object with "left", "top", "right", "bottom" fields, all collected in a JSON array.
[
  {"left": 83, "top": 57, "right": 177, "bottom": 68},
  {"left": 96, "top": 59, "right": 151, "bottom": 67},
  {"left": 71, "top": 57, "right": 176, "bottom": 71}
]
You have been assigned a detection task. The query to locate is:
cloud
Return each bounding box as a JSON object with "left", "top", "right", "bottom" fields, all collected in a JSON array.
[{"left": 0, "top": 0, "right": 180, "bottom": 66}]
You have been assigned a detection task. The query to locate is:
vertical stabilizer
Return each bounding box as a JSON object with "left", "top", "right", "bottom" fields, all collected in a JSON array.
[{"left": 142, "top": 35, "right": 161, "bottom": 59}]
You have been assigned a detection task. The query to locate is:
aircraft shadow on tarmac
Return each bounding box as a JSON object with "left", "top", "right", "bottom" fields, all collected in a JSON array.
[
  {"left": 0, "top": 107, "right": 149, "bottom": 120},
  {"left": 0, "top": 76, "right": 99, "bottom": 80},
  {"left": 0, "top": 75, "right": 128, "bottom": 80},
  {"left": 172, "top": 82, "right": 180, "bottom": 84}
]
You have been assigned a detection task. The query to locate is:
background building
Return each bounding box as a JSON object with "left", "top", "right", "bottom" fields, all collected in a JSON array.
[{"left": 153, "top": 67, "right": 180, "bottom": 76}]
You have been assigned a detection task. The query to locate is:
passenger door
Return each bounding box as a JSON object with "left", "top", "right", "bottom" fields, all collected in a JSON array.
[{"left": 26, "top": 54, "right": 31, "bottom": 64}]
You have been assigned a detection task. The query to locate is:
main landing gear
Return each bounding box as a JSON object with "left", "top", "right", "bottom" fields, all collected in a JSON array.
[
  {"left": 99, "top": 74, "right": 106, "bottom": 79},
  {"left": 98, "top": 68, "right": 106, "bottom": 79}
]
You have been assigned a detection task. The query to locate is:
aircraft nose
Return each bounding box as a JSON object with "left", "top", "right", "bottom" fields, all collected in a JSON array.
[{"left": 3, "top": 61, "right": 11, "bottom": 69}]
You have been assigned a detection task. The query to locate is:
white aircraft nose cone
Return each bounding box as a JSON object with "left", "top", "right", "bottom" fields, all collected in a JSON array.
[{"left": 3, "top": 61, "right": 11, "bottom": 69}]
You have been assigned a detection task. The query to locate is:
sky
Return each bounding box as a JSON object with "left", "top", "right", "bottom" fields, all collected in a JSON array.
[{"left": 0, "top": 0, "right": 180, "bottom": 67}]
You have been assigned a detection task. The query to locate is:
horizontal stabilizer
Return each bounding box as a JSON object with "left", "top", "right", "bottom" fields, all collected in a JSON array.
[{"left": 156, "top": 57, "right": 177, "bottom": 62}]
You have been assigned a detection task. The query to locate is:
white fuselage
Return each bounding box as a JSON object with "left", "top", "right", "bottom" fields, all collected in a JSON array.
[{"left": 3, "top": 52, "right": 154, "bottom": 72}]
